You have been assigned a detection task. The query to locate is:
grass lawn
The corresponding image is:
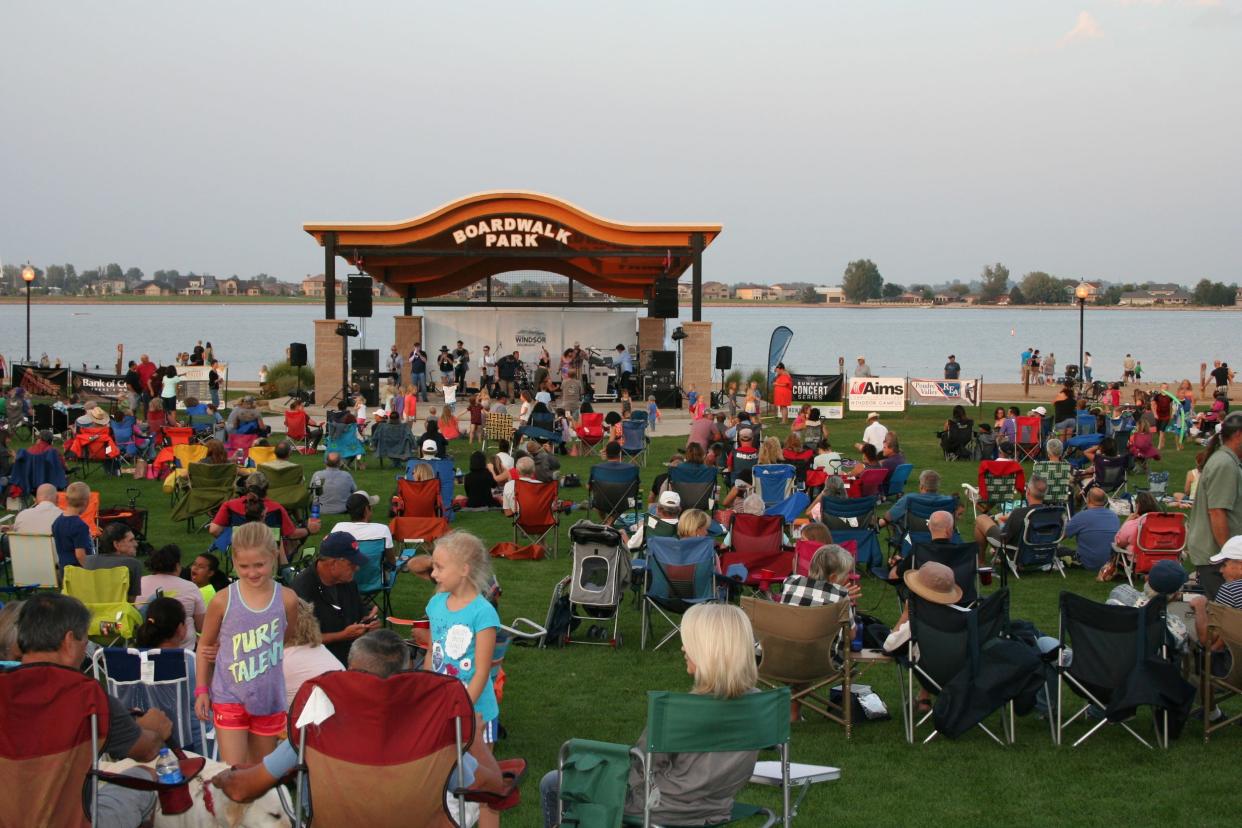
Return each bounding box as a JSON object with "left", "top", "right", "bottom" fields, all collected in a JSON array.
[{"left": 31, "top": 403, "right": 1236, "bottom": 826}]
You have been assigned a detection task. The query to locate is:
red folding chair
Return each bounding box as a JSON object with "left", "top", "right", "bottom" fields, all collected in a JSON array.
[
  {"left": 390, "top": 516, "right": 451, "bottom": 551},
  {"left": 848, "top": 468, "right": 890, "bottom": 500},
  {"left": 513, "top": 479, "right": 560, "bottom": 558},
  {"left": 64, "top": 426, "right": 122, "bottom": 478},
  {"left": 719, "top": 513, "right": 789, "bottom": 591},
  {"left": 1116, "top": 512, "right": 1186, "bottom": 588},
  {"left": 394, "top": 478, "right": 443, "bottom": 518},
  {"left": 153, "top": 426, "right": 198, "bottom": 473},
  {"left": 1015, "top": 416, "right": 1043, "bottom": 462},
  {"left": 577, "top": 412, "right": 605, "bottom": 449},
  {"left": 57, "top": 491, "right": 102, "bottom": 538}
]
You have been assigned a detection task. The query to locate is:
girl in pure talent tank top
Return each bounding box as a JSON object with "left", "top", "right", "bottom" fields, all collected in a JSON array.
[{"left": 211, "top": 581, "right": 287, "bottom": 718}]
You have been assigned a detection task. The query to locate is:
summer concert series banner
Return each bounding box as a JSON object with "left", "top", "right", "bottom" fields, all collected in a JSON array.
[{"left": 789, "top": 373, "right": 844, "bottom": 419}]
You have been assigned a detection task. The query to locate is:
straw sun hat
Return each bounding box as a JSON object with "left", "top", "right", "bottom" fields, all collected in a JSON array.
[{"left": 902, "top": 562, "right": 962, "bottom": 605}]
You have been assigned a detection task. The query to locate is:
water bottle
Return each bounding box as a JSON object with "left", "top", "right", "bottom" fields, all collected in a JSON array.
[
  {"left": 155, "top": 748, "right": 184, "bottom": 784},
  {"left": 850, "top": 620, "right": 864, "bottom": 653},
  {"left": 310, "top": 501, "right": 320, "bottom": 520}
]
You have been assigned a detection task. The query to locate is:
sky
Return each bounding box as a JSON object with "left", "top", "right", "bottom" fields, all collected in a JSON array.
[{"left": 1, "top": 1, "right": 1239, "bottom": 288}]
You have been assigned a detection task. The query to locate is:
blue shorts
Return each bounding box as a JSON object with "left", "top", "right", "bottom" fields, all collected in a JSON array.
[{"left": 480, "top": 718, "right": 498, "bottom": 745}]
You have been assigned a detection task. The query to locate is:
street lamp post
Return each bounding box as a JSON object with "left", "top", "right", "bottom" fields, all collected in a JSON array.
[
  {"left": 1075, "top": 282, "right": 1090, "bottom": 393},
  {"left": 21, "top": 264, "right": 36, "bottom": 362}
]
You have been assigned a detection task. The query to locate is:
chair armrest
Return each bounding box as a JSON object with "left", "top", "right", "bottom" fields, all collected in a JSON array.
[{"left": 961, "top": 484, "right": 979, "bottom": 501}]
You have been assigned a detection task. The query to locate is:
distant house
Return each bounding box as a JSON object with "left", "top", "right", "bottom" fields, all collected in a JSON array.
[
  {"left": 131, "top": 281, "right": 169, "bottom": 296},
  {"left": 1077, "top": 281, "right": 1103, "bottom": 301},
  {"left": 1236, "top": 287, "right": 1242, "bottom": 306},
  {"left": 933, "top": 292, "right": 956, "bottom": 305},
  {"left": 814, "top": 286, "right": 846, "bottom": 304},
  {"left": 735, "top": 285, "right": 779, "bottom": 301},
  {"left": 703, "top": 281, "right": 730, "bottom": 301},
  {"left": 173, "top": 275, "right": 217, "bottom": 296},
  {"left": 1121, "top": 288, "right": 1192, "bottom": 306},
  {"left": 220, "top": 277, "right": 267, "bottom": 296},
  {"left": 301, "top": 274, "right": 345, "bottom": 297},
  {"left": 1119, "top": 290, "right": 1154, "bottom": 306}
]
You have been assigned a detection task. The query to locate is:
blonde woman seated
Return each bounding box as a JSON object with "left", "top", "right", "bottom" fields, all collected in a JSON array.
[
  {"left": 281, "top": 598, "right": 344, "bottom": 709},
  {"left": 778, "top": 544, "right": 859, "bottom": 607},
  {"left": 538, "top": 604, "right": 761, "bottom": 827},
  {"left": 677, "top": 508, "right": 711, "bottom": 538}
]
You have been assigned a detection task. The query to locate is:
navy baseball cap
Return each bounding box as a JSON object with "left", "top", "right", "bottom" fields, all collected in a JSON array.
[{"left": 319, "top": 532, "right": 367, "bottom": 567}]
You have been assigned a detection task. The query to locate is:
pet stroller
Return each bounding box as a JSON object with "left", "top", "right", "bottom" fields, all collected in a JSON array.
[{"left": 544, "top": 521, "right": 629, "bottom": 648}]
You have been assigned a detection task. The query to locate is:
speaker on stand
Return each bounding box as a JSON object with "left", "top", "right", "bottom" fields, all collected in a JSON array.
[
  {"left": 715, "top": 345, "right": 732, "bottom": 408},
  {"left": 289, "top": 342, "right": 308, "bottom": 403},
  {"left": 350, "top": 348, "right": 380, "bottom": 407},
  {"left": 347, "top": 276, "right": 374, "bottom": 318}
]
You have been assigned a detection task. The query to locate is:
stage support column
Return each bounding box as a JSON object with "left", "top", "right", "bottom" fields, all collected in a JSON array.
[
  {"left": 394, "top": 315, "right": 423, "bottom": 387},
  {"left": 638, "top": 317, "right": 667, "bottom": 356},
  {"left": 681, "top": 321, "right": 713, "bottom": 411},
  {"left": 324, "top": 232, "right": 337, "bottom": 320},
  {"left": 314, "top": 319, "right": 345, "bottom": 408},
  {"left": 691, "top": 232, "right": 704, "bottom": 322}
]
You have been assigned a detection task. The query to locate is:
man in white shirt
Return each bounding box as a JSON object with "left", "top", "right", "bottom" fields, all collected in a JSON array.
[
  {"left": 856, "top": 412, "right": 889, "bottom": 453},
  {"left": 480, "top": 345, "right": 497, "bottom": 392},
  {"left": 502, "top": 456, "right": 540, "bottom": 517},
  {"left": 333, "top": 491, "right": 394, "bottom": 563},
  {"left": 11, "top": 483, "right": 64, "bottom": 534}
]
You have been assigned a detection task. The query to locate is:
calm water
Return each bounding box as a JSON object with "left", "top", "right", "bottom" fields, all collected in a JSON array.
[{"left": 0, "top": 302, "right": 1235, "bottom": 383}]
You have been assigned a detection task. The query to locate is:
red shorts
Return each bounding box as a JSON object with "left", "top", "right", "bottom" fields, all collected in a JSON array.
[{"left": 212, "top": 702, "right": 287, "bottom": 737}]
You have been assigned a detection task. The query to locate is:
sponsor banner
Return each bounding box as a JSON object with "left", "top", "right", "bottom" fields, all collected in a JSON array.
[
  {"left": 847, "top": 376, "right": 906, "bottom": 412},
  {"left": 908, "top": 378, "right": 981, "bottom": 407},
  {"left": 71, "top": 370, "right": 128, "bottom": 402},
  {"left": 12, "top": 364, "right": 70, "bottom": 397},
  {"left": 176, "top": 364, "right": 227, "bottom": 405},
  {"left": 789, "top": 374, "right": 844, "bottom": 419}
]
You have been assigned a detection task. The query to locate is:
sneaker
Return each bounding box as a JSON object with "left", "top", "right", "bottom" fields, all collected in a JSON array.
[{"left": 1190, "top": 706, "right": 1225, "bottom": 724}]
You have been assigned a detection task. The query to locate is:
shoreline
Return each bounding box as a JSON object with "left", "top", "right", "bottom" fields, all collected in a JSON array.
[{"left": 0, "top": 297, "right": 1237, "bottom": 312}]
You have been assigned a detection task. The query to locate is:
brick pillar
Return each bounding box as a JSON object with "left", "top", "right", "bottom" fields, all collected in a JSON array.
[
  {"left": 638, "top": 317, "right": 666, "bottom": 355},
  {"left": 313, "top": 319, "right": 344, "bottom": 407},
  {"left": 394, "top": 315, "right": 423, "bottom": 387},
  {"left": 680, "top": 321, "right": 712, "bottom": 411}
]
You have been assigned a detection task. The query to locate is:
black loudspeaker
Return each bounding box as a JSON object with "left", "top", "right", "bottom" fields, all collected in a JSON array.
[
  {"left": 289, "top": 342, "right": 307, "bottom": 367},
  {"left": 351, "top": 349, "right": 380, "bottom": 406},
  {"left": 715, "top": 346, "right": 732, "bottom": 371},
  {"left": 645, "top": 351, "right": 676, "bottom": 372},
  {"left": 347, "top": 276, "right": 373, "bottom": 318},
  {"left": 650, "top": 278, "right": 678, "bottom": 318}
]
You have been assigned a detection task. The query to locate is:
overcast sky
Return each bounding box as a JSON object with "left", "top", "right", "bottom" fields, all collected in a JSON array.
[{"left": 2, "top": 1, "right": 1239, "bottom": 288}]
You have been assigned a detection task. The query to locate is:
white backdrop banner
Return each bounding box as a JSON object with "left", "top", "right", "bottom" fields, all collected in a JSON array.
[
  {"left": 847, "top": 376, "right": 907, "bottom": 412},
  {"left": 908, "top": 378, "right": 981, "bottom": 406},
  {"left": 422, "top": 309, "right": 638, "bottom": 366}
]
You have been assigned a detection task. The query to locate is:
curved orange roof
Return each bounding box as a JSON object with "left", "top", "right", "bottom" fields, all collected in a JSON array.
[{"left": 304, "top": 191, "right": 720, "bottom": 299}]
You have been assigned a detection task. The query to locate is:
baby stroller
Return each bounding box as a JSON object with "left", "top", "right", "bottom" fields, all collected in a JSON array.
[{"left": 544, "top": 521, "right": 629, "bottom": 648}]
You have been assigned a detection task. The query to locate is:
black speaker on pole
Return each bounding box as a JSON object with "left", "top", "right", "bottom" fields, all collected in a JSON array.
[
  {"left": 350, "top": 348, "right": 380, "bottom": 407},
  {"left": 289, "top": 342, "right": 307, "bottom": 367},
  {"left": 715, "top": 346, "right": 732, "bottom": 371},
  {"left": 650, "top": 278, "right": 678, "bottom": 319},
  {"left": 347, "top": 276, "right": 373, "bottom": 318}
]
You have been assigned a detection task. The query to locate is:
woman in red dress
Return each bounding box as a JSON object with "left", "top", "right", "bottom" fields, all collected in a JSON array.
[{"left": 772, "top": 363, "right": 794, "bottom": 423}]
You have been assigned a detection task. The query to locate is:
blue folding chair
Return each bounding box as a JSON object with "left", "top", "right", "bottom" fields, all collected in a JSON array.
[
  {"left": 353, "top": 538, "right": 396, "bottom": 619},
  {"left": 640, "top": 536, "right": 726, "bottom": 651},
  {"left": 887, "top": 493, "right": 960, "bottom": 560},
  {"left": 991, "top": 505, "right": 1068, "bottom": 582},
  {"left": 621, "top": 420, "right": 648, "bottom": 466},
  {"left": 883, "top": 463, "right": 915, "bottom": 501},
  {"left": 405, "top": 457, "right": 458, "bottom": 522},
  {"left": 324, "top": 422, "right": 365, "bottom": 469},
  {"left": 818, "top": 496, "right": 883, "bottom": 577},
  {"left": 1075, "top": 412, "right": 1097, "bottom": 436},
  {"left": 92, "top": 647, "right": 202, "bottom": 754},
  {"left": 753, "top": 464, "right": 795, "bottom": 509},
  {"left": 588, "top": 462, "right": 642, "bottom": 525},
  {"left": 667, "top": 462, "right": 719, "bottom": 513}
]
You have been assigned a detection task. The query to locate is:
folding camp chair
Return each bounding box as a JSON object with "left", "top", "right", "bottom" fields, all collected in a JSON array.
[
  {"left": 1056, "top": 591, "right": 1173, "bottom": 748},
  {"left": 883, "top": 463, "right": 915, "bottom": 501},
  {"left": 110, "top": 417, "right": 151, "bottom": 467},
  {"left": 1015, "top": 416, "right": 1043, "bottom": 462},
  {"left": 482, "top": 410, "right": 514, "bottom": 453},
  {"left": 720, "top": 513, "right": 789, "bottom": 592},
  {"left": 900, "top": 589, "right": 1014, "bottom": 745},
  {"left": 62, "top": 565, "right": 143, "bottom": 642},
  {"left": 588, "top": 462, "right": 642, "bottom": 526},
  {"left": 258, "top": 461, "right": 309, "bottom": 518},
  {"left": 961, "top": 460, "right": 1026, "bottom": 520},
  {"left": 288, "top": 670, "right": 523, "bottom": 828},
  {"left": 555, "top": 738, "right": 633, "bottom": 827},
  {"left": 816, "top": 496, "right": 883, "bottom": 577},
  {"left": 1138, "top": 471, "right": 1170, "bottom": 502},
  {"left": 847, "top": 468, "right": 889, "bottom": 501},
  {"left": 57, "top": 490, "right": 102, "bottom": 538},
  {"left": 169, "top": 461, "right": 238, "bottom": 531},
  {"left": 246, "top": 445, "right": 277, "bottom": 467},
  {"left": 1032, "top": 460, "right": 1074, "bottom": 513},
  {"left": 369, "top": 420, "right": 417, "bottom": 468},
  {"left": 667, "top": 461, "right": 719, "bottom": 513},
  {"left": 1075, "top": 412, "right": 1098, "bottom": 437},
  {"left": 940, "top": 419, "right": 975, "bottom": 461},
  {"left": 283, "top": 408, "right": 320, "bottom": 453},
  {"left": 64, "top": 425, "right": 122, "bottom": 478},
  {"left": 576, "top": 411, "right": 605, "bottom": 451},
  {"left": 989, "top": 505, "right": 1067, "bottom": 581},
  {"left": 323, "top": 422, "right": 365, "bottom": 469},
  {"left": 885, "top": 494, "right": 960, "bottom": 561},
  {"left": 2, "top": 533, "right": 59, "bottom": 592},
  {"left": 640, "top": 535, "right": 728, "bottom": 651},
  {"left": 743, "top": 596, "right": 858, "bottom": 735},
  {"left": 92, "top": 647, "right": 201, "bottom": 753},
  {"left": 1202, "top": 602, "right": 1242, "bottom": 741},
  {"left": 1112, "top": 512, "right": 1186, "bottom": 588},
  {"left": 1091, "top": 455, "right": 1130, "bottom": 498},
  {"left": 188, "top": 413, "right": 219, "bottom": 443},
  {"left": 729, "top": 447, "right": 758, "bottom": 486},
  {"left": 0, "top": 663, "right": 112, "bottom": 828},
  {"left": 753, "top": 464, "right": 796, "bottom": 509},
  {"left": 513, "top": 478, "right": 561, "bottom": 558},
  {"left": 909, "top": 541, "right": 981, "bottom": 606},
  {"left": 152, "top": 425, "right": 196, "bottom": 472},
  {"left": 620, "top": 419, "right": 648, "bottom": 466},
  {"left": 395, "top": 477, "right": 444, "bottom": 518},
  {"left": 354, "top": 537, "right": 397, "bottom": 619},
  {"left": 405, "top": 458, "right": 457, "bottom": 522}
]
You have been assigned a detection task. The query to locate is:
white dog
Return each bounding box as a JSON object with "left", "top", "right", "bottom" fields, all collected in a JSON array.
[{"left": 99, "top": 755, "right": 290, "bottom": 828}]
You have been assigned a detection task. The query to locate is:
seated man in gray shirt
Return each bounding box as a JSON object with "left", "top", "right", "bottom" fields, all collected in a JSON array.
[
  {"left": 308, "top": 452, "right": 358, "bottom": 515},
  {"left": 82, "top": 522, "right": 146, "bottom": 601}
]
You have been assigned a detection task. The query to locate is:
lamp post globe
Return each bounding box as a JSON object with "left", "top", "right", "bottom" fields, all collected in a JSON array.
[
  {"left": 21, "top": 265, "right": 36, "bottom": 363},
  {"left": 1075, "top": 283, "right": 1089, "bottom": 393}
]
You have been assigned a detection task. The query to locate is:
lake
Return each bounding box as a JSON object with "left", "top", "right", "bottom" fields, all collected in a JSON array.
[{"left": 0, "top": 302, "right": 1234, "bottom": 383}]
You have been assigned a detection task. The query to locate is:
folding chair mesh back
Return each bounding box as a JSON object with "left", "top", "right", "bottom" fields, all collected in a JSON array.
[
  {"left": 513, "top": 479, "right": 561, "bottom": 557},
  {"left": 978, "top": 461, "right": 1025, "bottom": 510},
  {"left": 1093, "top": 456, "right": 1129, "bottom": 496},
  {"left": 396, "top": 478, "right": 443, "bottom": 518},
  {"left": 667, "top": 462, "right": 718, "bottom": 513},
  {"left": 1015, "top": 416, "right": 1042, "bottom": 461},
  {"left": 588, "top": 463, "right": 641, "bottom": 524},
  {"left": 753, "top": 464, "right": 795, "bottom": 508},
  {"left": 817, "top": 496, "right": 882, "bottom": 576},
  {"left": 620, "top": 420, "right": 648, "bottom": 465},
  {"left": 95, "top": 647, "right": 199, "bottom": 753},
  {"left": 910, "top": 541, "right": 980, "bottom": 605},
  {"left": 289, "top": 670, "right": 476, "bottom": 827},
  {"left": 483, "top": 411, "right": 514, "bottom": 451},
  {"left": 641, "top": 536, "right": 721, "bottom": 651},
  {"left": 0, "top": 664, "right": 110, "bottom": 828},
  {"left": 169, "top": 461, "right": 238, "bottom": 527},
  {"left": 354, "top": 538, "right": 395, "bottom": 617},
  {"left": 5, "top": 533, "right": 60, "bottom": 589}
]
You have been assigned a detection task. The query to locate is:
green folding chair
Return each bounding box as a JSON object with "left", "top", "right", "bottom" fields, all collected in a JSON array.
[
  {"left": 557, "top": 738, "right": 633, "bottom": 828},
  {"left": 169, "top": 461, "right": 238, "bottom": 531},
  {"left": 258, "top": 461, "right": 309, "bottom": 517}
]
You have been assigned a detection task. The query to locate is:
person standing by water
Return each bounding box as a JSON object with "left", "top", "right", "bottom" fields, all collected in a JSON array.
[
  {"left": 1123, "top": 354, "right": 1136, "bottom": 383},
  {"left": 943, "top": 355, "right": 960, "bottom": 380},
  {"left": 1083, "top": 351, "right": 1093, "bottom": 383},
  {"left": 1020, "top": 346, "right": 1032, "bottom": 384},
  {"left": 772, "top": 363, "right": 793, "bottom": 424}
]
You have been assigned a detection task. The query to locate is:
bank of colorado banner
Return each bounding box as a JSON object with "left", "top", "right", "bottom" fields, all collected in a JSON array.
[
  {"left": 72, "top": 370, "right": 127, "bottom": 402},
  {"left": 790, "top": 373, "right": 844, "bottom": 419},
  {"left": 12, "top": 364, "right": 70, "bottom": 397},
  {"left": 847, "top": 377, "right": 906, "bottom": 412},
  {"left": 908, "top": 378, "right": 982, "bottom": 407}
]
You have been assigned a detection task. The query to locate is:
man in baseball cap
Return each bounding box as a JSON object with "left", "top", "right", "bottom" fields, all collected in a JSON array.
[
  {"left": 421, "top": 439, "right": 439, "bottom": 459},
  {"left": 626, "top": 490, "right": 683, "bottom": 551},
  {"left": 1208, "top": 535, "right": 1242, "bottom": 608},
  {"left": 290, "top": 531, "right": 379, "bottom": 662}
]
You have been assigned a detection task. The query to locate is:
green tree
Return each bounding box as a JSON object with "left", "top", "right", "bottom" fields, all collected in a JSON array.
[
  {"left": 1020, "top": 271, "right": 1069, "bottom": 304},
  {"left": 799, "top": 285, "right": 820, "bottom": 303},
  {"left": 882, "top": 282, "right": 904, "bottom": 299},
  {"left": 842, "top": 259, "right": 883, "bottom": 303},
  {"left": 105, "top": 263, "right": 123, "bottom": 281},
  {"left": 1095, "top": 285, "right": 1124, "bottom": 306},
  {"left": 1008, "top": 285, "right": 1026, "bottom": 305},
  {"left": 948, "top": 282, "right": 970, "bottom": 297},
  {"left": 124, "top": 267, "right": 144, "bottom": 285},
  {"left": 979, "top": 263, "right": 1010, "bottom": 303},
  {"left": 1193, "top": 279, "right": 1237, "bottom": 306},
  {"left": 44, "top": 265, "right": 66, "bottom": 290}
]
